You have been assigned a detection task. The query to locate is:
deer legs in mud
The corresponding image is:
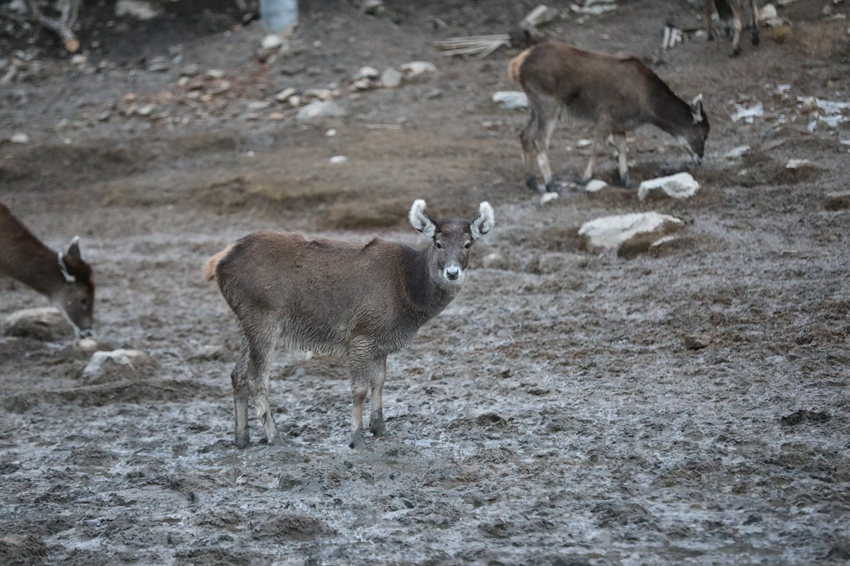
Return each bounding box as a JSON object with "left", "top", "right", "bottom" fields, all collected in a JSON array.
[
  {"left": 349, "top": 342, "right": 388, "bottom": 449},
  {"left": 521, "top": 95, "right": 635, "bottom": 191},
  {"left": 232, "top": 334, "right": 389, "bottom": 449},
  {"left": 232, "top": 334, "right": 281, "bottom": 448},
  {"left": 520, "top": 93, "right": 560, "bottom": 193}
]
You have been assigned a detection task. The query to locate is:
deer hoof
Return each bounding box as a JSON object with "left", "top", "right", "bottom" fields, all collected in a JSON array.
[
  {"left": 525, "top": 176, "right": 539, "bottom": 192},
  {"left": 349, "top": 428, "right": 365, "bottom": 449},
  {"left": 544, "top": 181, "right": 560, "bottom": 194},
  {"left": 620, "top": 173, "right": 634, "bottom": 189},
  {"left": 370, "top": 410, "right": 386, "bottom": 437},
  {"left": 235, "top": 435, "right": 250, "bottom": 449}
]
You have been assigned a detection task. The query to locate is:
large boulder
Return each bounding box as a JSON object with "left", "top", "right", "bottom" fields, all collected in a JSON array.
[
  {"left": 2, "top": 307, "right": 72, "bottom": 341},
  {"left": 578, "top": 212, "right": 684, "bottom": 256}
]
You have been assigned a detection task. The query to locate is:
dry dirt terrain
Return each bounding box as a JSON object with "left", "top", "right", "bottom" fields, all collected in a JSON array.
[{"left": 1, "top": 1, "right": 849, "bottom": 564}]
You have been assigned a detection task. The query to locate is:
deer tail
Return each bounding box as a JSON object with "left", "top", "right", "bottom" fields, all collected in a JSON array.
[
  {"left": 508, "top": 48, "right": 532, "bottom": 83},
  {"left": 203, "top": 245, "right": 233, "bottom": 282}
]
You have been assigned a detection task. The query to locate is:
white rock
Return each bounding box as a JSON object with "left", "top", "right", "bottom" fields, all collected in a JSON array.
[
  {"left": 303, "top": 88, "right": 333, "bottom": 101},
  {"left": 3, "top": 307, "right": 64, "bottom": 328},
  {"left": 381, "top": 67, "right": 402, "bottom": 88},
  {"left": 540, "top": 192, "right": 559, "bottom": 204},
  {"left": 638, "top": 172, "right": 700, "bottom": 201},
  {"left": 584, "top": 179, "right": 608, "bottom": 193},
  {"left": 296, "top": 100, "right": 346, "bottom": 122},
  {"left": 261, "top": 34, "right": 284, "bottom": 50},
  {"left": 731, "top": 101, "right": 764, "bottom": 123},
  {"left": 82, "top": 349, "right": 154, "bottom": 383},
  {"left": 329, "top": 155, "right": 348, "bottom": 164},
  {"left": 400, "top": 61, "right": 437, "bottom": 79},
  {"left": 247, "top": 100, "right": 271, "bottom": 111},
  {"left": 760, "top": 4, "right": 785, "bottom": 26},
  {"left": 10, "top": 132, "right": 29, "bottom": 144},
  {"left": 115, "top": 0, "right": 161, "bottom": 20},
  {"left": 786, "top": 158, "right": 812, "bottom": 169},
  {"left": 275, "top": 87, "right": 297, "bottom": 102},
  {"left": 492, "top": 91, "right": 528, "bottom": 109},
  {"left": 579, "top": 212, "right": 684, "bottom": 250},
  {"left": 325, "top": 128, "right": 337, "bottom": 137},
  {"left": 356, "top": 66, "right": 380, "bottom": 80},
  {"left": 724, "top": 145, "right": 750, "bottom": 159}
]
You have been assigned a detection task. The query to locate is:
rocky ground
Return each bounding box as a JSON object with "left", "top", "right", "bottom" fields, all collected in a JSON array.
[{"left": 1, "top": 0, "right": 850, "bottom": 564}]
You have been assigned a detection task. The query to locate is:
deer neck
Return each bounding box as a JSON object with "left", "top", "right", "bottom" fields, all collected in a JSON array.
[
  {"left": 5, "top": 246, "right": 64, "bottom": 297},
  {"left": 650, "top": 90, "right": 693, "bottom": 138},
  {"left": 403, "top": 246, "right": 458, "bottom": 320}
]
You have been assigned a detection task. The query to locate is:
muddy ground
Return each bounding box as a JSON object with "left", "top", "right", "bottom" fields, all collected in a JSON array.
[{"left": 1, "top": 0, "right": 849, "bottom": 564}]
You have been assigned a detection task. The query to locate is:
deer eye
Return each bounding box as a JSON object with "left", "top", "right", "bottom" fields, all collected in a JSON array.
[
  {"left": 80, "top": 298, "right": 89, "bottom": 307},
  {"left": 463, "top": 241, "right": 472, "bottom": 250},
  {"left": 435, "top": 241, "right": 443, "bottom": 249}
]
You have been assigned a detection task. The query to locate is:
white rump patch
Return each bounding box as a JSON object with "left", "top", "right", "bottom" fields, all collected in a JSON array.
[
  {"left": 470, "top": 201, "right": 494, "bottom": 240},
  {"left": 409, "top": 199, "right": 436, "bottom": 238}
]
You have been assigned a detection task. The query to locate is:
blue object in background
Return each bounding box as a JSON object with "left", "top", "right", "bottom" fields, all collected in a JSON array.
[{"left": 260, "top": 0, "right": 298, "bottom": 34}]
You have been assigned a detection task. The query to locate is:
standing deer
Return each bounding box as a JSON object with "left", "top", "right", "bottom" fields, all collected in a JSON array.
[
  {"left": 204, "top": 199, "right": 494, "bottom": 449},
  {"left": 0, "top": 202, "right": 95, "bottom": 338},
  {"left": 705, "top": 0, "right": 761, "bottom": 57},
  {"left": 510, "top": 41, "right": 710, "bottom": 192}
]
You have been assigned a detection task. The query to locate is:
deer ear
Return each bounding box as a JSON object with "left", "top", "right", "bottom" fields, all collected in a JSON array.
[
  {"left": 66, "top": 236, "right": 81, "bottom": 259},
  {"left": 57, "top": 252, "right": 76, "bottom": 283},
  {"left": 470, "top": 201, "right": 494, "bottom": 240},
  {"left": 409, "top": 199, "right": 436, "bottom": 238},
  {"left": 691, "top": 94, "right": 705, "bottom": 124}
]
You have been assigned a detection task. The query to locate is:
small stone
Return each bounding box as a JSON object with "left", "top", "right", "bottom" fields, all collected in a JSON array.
[
  {"left": 146, "top": 56, "right": 169, "bottom": 72},
  {"left": 492, "top": 91, "right": 528, "bottom": 109},
  {"left": 9, "top": 132, "right": 29, "bottom": 144},
  {"left": 275, "top": 87, "right": 297, "bottom": 102},
  {"left": 683, "top": 333, "right": 712, "bottom": 350},
  {"left": 824, "top": 191, "right": 850, "bottom": 211},
  {"left": 724, "top": 145, "right": 750, "bottom": 159},
  {"left": 399, "top": 61, "right": 437, "bottom": 79},
  {"left": 261, "top": 34, "right": 284, "bottom": 50},
  {"left": 136, "top": 104, "right": 155, "bottom": 116},
  {"left": 638, "top": 172, "right": 700, "bottom": 201},
  {"left": 296, "top": 100, "right": 345, "bottom": 122},
  {"left": 115, "top": 0, "right": 161, "bottom": 20},
  {"left": 380, "top": 67, "right": 402, "bottom": 88},
  {"left": 329, "top": 155, "right": 348, "bottom": 165},
  {"left": 247, "top": 100, "right": 271, "bottom": 111},
  {"left": 584, "top": 179, "right": 608, "bottom": 193},
  {"left": 356, "top": 66, "right": 380, "bottom": 80},
  {"left": 269, "top": 112, "right": 285, "bottom": 121},
  {"left": 180, "top": 63, "right": 200, "bottom": 76},
  {"left": 206, "top": 69, "right": 225, "bottom": 79},
  {"left": 786, "top": 158, "right": 812, "bottom": 169}
]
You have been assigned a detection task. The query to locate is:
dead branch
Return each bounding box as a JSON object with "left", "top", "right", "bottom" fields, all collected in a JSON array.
[{"left": 25, "top": 0, "right": 81, "bottom": 53}]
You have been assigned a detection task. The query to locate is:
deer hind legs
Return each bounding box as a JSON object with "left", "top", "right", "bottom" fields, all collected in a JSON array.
[{"left": 231, "top": 333, "right": 282, "bottom": 448}]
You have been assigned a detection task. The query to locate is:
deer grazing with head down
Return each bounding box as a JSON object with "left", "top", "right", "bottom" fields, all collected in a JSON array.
[
  {"left": 204, "top": 199, "right": 494, "bottom": 449},
  {"left": 705, "top": 0, "right": 761, "bottom": 57},
  {"left": 510, "top": 41, "right": 710, "bottom": 192},
  {"left": 0, "top": 202, "right": 95, "bottom": 338}
]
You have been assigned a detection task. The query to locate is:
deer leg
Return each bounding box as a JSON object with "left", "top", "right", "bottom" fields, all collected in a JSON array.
[
  {"left": 730, "top": 7, "right": 743, "bottom": 56},
  {"left": 231, "top": 339, "right": 251, "bottom": 448},
  {"left": 540, "top": 108, "right": 560, "bottom": 193},
  {"left": 749, "top": 0, "right": 760, "bottom": 46},
  {"left": 615, "top": 133, "right": 633, "bottom": 188},
  {"left": 704, "top": 0, "right": 715, "bottom": 40},
  {"left": 520, "top": 108, "right": 541, "bottom": 191},
  {"left": 348, "top": 338, "right": 376, "bottom": 449},
  {"left": 582, "top": 138, "right": 600, "bottom": 184},
  {"left": 369, "top": 356, "right": 388, "bottom": 437},
  {"left": 246, "top": 331, "right": 281, "bottom": 446}
]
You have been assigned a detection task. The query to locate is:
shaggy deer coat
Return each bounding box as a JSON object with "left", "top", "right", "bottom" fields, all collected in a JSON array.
[
  {"left": 511, "top": 41, "right": 710, "bottom": 192},
  {"left": 204, "top": 200, "right": 494, "bottom": 449}
]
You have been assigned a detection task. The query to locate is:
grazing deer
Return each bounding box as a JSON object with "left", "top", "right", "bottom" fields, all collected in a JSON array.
[
  {"left": 510, "top": 41, "right": 709, "bottom": 192},
  {"left": 204, "top": 199, "right": 494, "bottom": 449},
  {"left": 0, "top": 202, "right": 95, "bottom": 338},
  {"left": 705, "top": 0, "right": 761, "bottom": 57}
]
